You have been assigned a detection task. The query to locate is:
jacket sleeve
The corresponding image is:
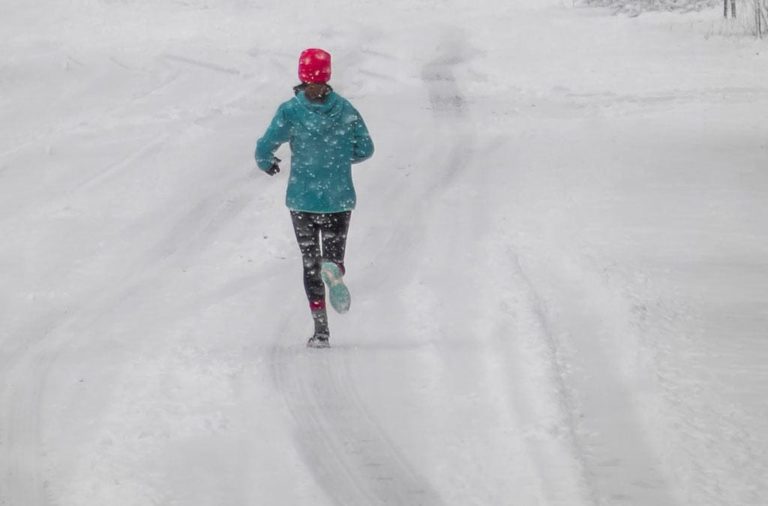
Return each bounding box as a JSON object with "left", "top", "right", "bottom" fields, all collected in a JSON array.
[
  {"left": 255, "top": 103, "right": 291, "bottom": 171},
  {"left": 350, "top": 112, "right": 374, "bottom": 164}
]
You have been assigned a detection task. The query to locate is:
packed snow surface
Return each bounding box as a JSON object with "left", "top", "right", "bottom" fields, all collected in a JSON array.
[{"left": 1, "top": 0, "right": 767, "bottom": 505}]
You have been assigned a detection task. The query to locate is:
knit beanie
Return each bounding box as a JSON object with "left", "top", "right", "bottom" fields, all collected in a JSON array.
[{"left": 298, "top": 48, "right": 332, "bottom": 84}]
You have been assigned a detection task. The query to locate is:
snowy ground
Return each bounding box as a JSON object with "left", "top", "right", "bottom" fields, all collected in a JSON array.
[{"left": 1, "top": 0, "right": 767, "bottom": 505}]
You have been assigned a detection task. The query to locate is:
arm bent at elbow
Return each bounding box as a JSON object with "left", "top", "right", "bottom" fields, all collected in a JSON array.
[
  {"left": 255, "top": 104, "right": 291, "bottom": 171},
  {"left": 351, "top": 118, "right": 374, "bottom": 164}
]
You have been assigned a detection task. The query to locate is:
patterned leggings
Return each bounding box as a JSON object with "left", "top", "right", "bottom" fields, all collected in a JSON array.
[{"left": 290, "top": 211, "right": 351, "bottom": 309}]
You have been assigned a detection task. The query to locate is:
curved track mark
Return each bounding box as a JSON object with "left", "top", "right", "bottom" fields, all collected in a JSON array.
[{"left": 270, "top": 316, "right": 444, "bottom": 506}]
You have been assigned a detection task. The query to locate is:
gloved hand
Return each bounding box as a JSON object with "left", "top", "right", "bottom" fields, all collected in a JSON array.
[
  {"left": 265, "top": 162, "right": 280, "bottom": 176},
  {"left": 265, "top": 157, "right": 281, "bottom": 176}
]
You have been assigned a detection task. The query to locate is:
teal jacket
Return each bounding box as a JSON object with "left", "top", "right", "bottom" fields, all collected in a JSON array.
[{"left": 255, "top": 90, "right": 374, "bottom": 213}]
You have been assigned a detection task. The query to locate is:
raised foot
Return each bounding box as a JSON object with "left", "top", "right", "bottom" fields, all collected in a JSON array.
[{"left": 321, "top": 261, "right": 351, "bottom": 314}]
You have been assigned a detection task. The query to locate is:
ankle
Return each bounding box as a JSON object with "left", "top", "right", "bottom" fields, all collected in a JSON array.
[{"left": 311, "top": 305, "right": 329, "bottom": 335}]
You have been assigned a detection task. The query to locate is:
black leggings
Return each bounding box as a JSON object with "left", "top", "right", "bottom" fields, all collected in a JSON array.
[{"left": 290, "top": 211, "right": 351, "bottom": 309}]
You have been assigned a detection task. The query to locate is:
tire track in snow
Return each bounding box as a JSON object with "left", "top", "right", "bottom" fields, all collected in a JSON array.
[
  {"left": 0, "top": 165, "right": 254, "bottom": 506},
  {"left": 0, "top": 68, "right": 181, "bottom": 161},
  {"left": 420, "top": 30, "right": 472, "bottom": 190},
  {"left": 505, "top": 252, "right": 599, "bottom": 506},
  {"left": 415, "top": 30, "right": 596, "bottom": 504},
  {"left": 0, "top": 336, "right": 56, "bottom": 506},
  {"left": 270, "top": 318, "right": 444, "bottom": 506},
  {"left": 508, "top": 249, "right": 678, "bottom": 506},
  {"left": 163, "top": 54, "right": 241, "bottom": 76},
  {"left": 465, "top": 113, "right": 678, "bottom": 502}
]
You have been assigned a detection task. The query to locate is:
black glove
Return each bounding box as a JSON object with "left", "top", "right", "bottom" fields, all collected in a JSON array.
[{"left": 265, "top": 157, "right": 281, "bottom": 176}]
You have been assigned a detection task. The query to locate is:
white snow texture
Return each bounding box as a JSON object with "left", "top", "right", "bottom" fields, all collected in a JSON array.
[{"left": 1, "top": 1, "right": 767, "bottom": 505}]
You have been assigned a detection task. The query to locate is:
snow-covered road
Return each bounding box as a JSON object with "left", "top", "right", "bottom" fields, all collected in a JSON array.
[{"left": 2, "top": 0, "right": 767, "bottom": 504}]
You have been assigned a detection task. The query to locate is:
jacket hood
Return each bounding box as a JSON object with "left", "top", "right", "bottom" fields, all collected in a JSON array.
[{"left": 293, "top": 91, "right": 345, "bottom": 133}]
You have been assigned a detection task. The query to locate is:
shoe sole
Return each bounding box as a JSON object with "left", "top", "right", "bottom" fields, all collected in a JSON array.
[
  {"left": 321, "top": 262, "right": 351, "bottom": 314},
  {"left": 307, "top": 338, "right": 331, "bottom": 349}
]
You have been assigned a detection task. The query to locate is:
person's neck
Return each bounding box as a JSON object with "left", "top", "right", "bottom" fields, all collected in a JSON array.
[{"left": 294, "top": 82, "right": 333, "bottom": 103}]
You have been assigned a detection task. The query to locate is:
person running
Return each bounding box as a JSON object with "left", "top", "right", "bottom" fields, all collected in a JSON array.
[{"left": 255, "top": 48, "right": 375, "bottom": 348}]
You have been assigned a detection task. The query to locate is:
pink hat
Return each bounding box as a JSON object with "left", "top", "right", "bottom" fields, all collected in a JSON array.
[{"left": 298, "top": 48, "right": 332, "bottom": 84}]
